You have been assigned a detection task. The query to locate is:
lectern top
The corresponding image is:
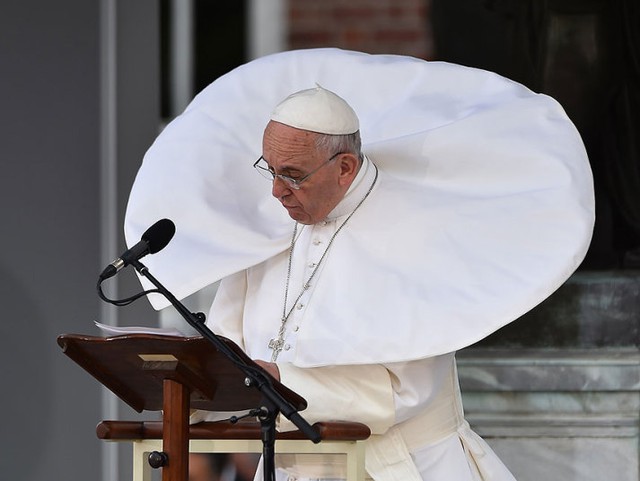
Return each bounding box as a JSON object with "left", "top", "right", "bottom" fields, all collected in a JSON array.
[{"left": 57, "top": 333, "right": 307, "bottom": 413}]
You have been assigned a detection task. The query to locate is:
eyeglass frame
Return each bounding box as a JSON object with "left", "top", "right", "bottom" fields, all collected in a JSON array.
[{"left": 253, "top": 151, "right": 344, "bottom": 190}]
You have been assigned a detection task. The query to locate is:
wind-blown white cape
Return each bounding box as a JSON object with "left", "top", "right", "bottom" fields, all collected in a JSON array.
[{"left": 125, "top": 48, "right": 594, "bottom": 365}]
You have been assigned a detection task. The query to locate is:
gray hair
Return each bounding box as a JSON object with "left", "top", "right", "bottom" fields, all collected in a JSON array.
[{"left": 314, "top": 131, "right": 364, "bottom": 163}]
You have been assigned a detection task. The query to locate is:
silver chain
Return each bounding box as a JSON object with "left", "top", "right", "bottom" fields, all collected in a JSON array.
[{"left": 269, "top": 164, "right": 379, "bottom": 361}]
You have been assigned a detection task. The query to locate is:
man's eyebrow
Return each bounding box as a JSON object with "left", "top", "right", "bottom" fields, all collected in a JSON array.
[
  {"left": 279, "top": 165, "right": 303, "bottom": 174},
  {"left": 266, "top": 159, "right": 304, "bottom": 175}
]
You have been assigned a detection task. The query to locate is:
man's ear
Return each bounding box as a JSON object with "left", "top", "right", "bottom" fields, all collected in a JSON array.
[{"left": 338, "top": 153, "right": 361, "bottom": 183}]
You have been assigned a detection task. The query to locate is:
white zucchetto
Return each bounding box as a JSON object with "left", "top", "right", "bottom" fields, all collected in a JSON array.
[{"left": 270, "top": 84, "right": 360, "bottom": 135}]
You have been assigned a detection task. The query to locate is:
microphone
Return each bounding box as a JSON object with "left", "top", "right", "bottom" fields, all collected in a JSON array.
[{"left": 99, "top": 219, "right": 176, "bottom": 281}]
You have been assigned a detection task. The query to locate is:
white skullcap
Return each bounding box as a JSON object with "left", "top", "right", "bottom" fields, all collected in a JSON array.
[{"left": 270, "top": 84, "right": 360, "bottom": 135}]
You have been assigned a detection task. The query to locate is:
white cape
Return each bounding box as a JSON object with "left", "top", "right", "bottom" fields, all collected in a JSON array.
[{"left": 125, "top": 48, "right": 594, "bottom": 363}]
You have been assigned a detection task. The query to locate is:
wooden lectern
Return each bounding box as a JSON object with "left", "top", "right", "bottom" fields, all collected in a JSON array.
[{"left": 58, "top": 333, "right": 371, "bottom": 481}]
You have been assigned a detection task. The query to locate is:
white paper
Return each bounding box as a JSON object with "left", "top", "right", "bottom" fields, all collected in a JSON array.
[{"left": 94, "top": 320, "right": 186, "bottom": 337}]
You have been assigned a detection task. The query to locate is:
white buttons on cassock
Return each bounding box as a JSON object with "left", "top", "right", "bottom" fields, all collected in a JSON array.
[{"left": 279, "top": 221, "right": 337, "bottom": 360}]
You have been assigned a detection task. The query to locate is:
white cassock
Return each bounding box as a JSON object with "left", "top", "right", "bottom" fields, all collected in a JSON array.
[
  {"left": 125, "top": 49, "right": 595, "bottom": 481},
  {"left": 198, "top": 157, "right": 520, "bottom": 480}
]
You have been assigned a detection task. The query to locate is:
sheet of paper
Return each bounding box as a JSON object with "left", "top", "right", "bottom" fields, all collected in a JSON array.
[{"left": 94, "top": 320, "right": 187, "bottom": 337}]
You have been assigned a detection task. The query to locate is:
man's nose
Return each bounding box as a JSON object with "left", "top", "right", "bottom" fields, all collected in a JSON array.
[{"left": 272, "top": 176, "right": 291, "bottom": 199}]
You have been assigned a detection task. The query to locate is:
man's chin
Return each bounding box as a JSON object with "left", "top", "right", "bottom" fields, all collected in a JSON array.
[
  {"left": 289, "top": 214, "right": 312, "bottom": 225},
  {"left": 285, "top": 206, "right": 312, "bottom": 224}
]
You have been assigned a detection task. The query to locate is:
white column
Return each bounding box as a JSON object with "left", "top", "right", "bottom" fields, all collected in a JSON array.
[
  {"left": 99, "top": 1, "right": 119, "bottom": 481},
  {"left": 170, "top": 0, "right": 194, "bottom": 116},
  {"left": 247, "top": 0, "right": 288, "bottom": 60}
]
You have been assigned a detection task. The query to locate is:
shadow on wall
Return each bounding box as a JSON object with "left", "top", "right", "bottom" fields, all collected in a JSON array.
[{"left": 0, "top": 264, "right": 54, "bottom": 478}]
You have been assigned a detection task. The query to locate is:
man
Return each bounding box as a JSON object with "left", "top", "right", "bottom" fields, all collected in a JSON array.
[
  {"left": 125, "top": 49, "right": 594, "bottom": 481},
  {"left": 189, "top": 85, "right": 516, "bottom": 480}
]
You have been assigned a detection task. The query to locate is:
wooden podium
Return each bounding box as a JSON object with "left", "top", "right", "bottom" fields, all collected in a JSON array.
[{"left": 58, "top": 333, "right": 371, "bottom": 481}]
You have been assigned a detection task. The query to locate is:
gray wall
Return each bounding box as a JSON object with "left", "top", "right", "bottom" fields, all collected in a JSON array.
[{"left": 0, "top": 1, "right": 160, "bottom": 480}]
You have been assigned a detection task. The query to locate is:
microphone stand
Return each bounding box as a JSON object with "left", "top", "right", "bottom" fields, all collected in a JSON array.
[{"left": 124, "top": 259, "right": 321, "bottom": 481}]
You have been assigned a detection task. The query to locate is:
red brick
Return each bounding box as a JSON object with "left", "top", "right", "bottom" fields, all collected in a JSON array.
[{"left": 288, "top": 0, "right": 434, "bottom": 59}]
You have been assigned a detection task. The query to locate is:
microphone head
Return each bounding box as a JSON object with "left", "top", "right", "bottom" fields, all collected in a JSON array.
[{"left": 141, "top": 219, "right": 176, "bottom": 254}]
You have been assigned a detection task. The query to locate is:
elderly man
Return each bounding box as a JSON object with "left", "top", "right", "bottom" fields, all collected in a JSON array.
[
  {"left": 125, "top": 49, "right": 594, "bottom": 481},
  {"left": 194, "top": 85, "right": 517, "bottom": 481}
]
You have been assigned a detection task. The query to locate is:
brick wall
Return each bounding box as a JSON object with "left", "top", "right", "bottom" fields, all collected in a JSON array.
[{"left": 288, "top": 0, "right": 435, "bottom": 60}]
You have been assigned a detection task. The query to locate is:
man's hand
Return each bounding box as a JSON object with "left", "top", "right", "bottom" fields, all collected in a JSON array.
[{"left": 254, "top": 359, "right": 281, "bottom": 381}]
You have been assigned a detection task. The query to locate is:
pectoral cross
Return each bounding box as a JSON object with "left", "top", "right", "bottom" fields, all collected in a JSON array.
[{"left": 268, "top": 337, "right": 285, "bottom": 362}]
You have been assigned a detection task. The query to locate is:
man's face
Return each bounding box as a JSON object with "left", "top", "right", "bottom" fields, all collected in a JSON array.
[{"left": 262, "top": 121, "right": 352, "bottom": 225}]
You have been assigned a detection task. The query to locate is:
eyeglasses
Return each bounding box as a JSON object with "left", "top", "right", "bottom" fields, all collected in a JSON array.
[{"left": 253, "top": 152, "right": 343, "bottom": 190}]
